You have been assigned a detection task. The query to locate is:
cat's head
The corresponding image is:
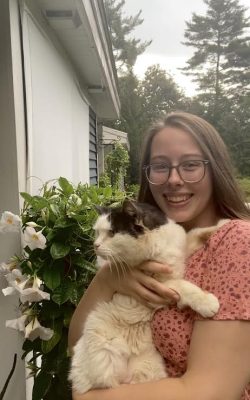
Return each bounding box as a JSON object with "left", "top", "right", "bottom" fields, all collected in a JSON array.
[{"left": 93, "top": 200, "right": 167, "bottom": 263}]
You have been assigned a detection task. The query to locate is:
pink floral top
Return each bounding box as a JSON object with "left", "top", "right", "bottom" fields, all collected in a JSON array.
[{"left": 151, "top": 219, "right": 250, "bottom": 399}]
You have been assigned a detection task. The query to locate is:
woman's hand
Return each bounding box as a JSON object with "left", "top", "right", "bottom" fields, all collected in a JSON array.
[{"left": 96, "top": 261, "right": 180, "bottom": 307}]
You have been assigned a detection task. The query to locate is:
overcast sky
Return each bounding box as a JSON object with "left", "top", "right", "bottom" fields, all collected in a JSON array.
[{"left": 123, "top": 0, "right": 250, "bottom": 96}]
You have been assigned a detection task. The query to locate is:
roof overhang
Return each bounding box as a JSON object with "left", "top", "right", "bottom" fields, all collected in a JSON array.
[
  {"left": 35, "top": 0, "right": 120, "bottom": 119},
  {"left": 102, "top": 126, "right": 129, "bottom": 150}
]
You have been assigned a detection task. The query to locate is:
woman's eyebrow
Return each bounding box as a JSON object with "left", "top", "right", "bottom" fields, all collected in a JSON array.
[{"left": 150, "top": 153, "right": 204, "bottom": 161}]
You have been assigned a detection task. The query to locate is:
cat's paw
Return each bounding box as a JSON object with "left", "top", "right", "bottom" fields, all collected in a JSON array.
[{"left": 195, "top": 293, "right": 220, "bottom": 317}]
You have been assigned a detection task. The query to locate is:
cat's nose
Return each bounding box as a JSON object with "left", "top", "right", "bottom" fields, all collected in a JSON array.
[{"left": 94, "top": 243, "right": 100, "bottom": 250}]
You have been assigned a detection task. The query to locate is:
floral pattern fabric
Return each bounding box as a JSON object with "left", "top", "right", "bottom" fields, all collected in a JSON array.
[{"left": 151, "top": 219, "right": 250, "bottom": 399}]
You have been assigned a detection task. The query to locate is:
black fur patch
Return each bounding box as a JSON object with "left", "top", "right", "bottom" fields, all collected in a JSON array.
[{"left": 98, "top": 201, "right": 167, "bottom": 238}]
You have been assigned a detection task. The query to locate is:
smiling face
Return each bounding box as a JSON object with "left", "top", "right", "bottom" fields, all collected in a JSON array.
[{"left": 149, "top": 126, "right": 219, "bottom": 230}]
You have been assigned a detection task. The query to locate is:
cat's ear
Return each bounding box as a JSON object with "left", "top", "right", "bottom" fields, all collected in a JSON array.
[
  {"left": 122, "top": 199, "right": 139, "bottom": 217},
  {"left": 94, "top": 205, "right": 109, "bottom": 215}
]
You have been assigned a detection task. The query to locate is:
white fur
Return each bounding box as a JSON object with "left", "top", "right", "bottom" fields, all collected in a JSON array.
[{"left": 69, "top": 217, "right": 225, "bottom": 393}]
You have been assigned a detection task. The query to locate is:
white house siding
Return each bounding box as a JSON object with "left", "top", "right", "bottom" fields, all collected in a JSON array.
[
  {"left": 0, "top": 1, "right": 120, "bottom": 399},
  {"left": 0, "top": 0, "right": 27, "bottom": 398},
  {"left": 22, "top": 5, "right": 90, "bottom": 194}
]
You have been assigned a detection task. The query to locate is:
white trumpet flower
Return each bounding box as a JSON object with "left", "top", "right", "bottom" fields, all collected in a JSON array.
[
  {"left": 24, "top": 317, "right": 53, "bottom": 341},
  {"left": 23, "top": 227, "right": 46, "bottom": 250},
  {"left": 0, "top": 262, "right": 10, "bottom": 277},
  {"left": 2, "top": 269, "right": 28, "bottom": 297},
  {"left": 2, "top": 286, "right": 16, "bottom": 296},
  {"left": 19, "top": 276, "right": 50, "bottom": 304},
  {"left": 2, "top": 269, "right": 28, "bottom": 296},
  {"left": 26, "top": 221, "right": 40, "bottom": 228},
  {"left": 6, "top": 314, "right": 28, "bottom": 332},
  {"left": 0, "top": 211, "right": 21, "bottom": 232},
  {"left": 0, "top": 258, "right": 19, "bottom": 277},
  {"left": 2, "top": 273, "right": 50, "bottom": 303}
]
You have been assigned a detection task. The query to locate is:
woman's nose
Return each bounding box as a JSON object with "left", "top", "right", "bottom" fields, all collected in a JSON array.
[{"left": 167, "top": 167, "right": 184, "bottom": 185}]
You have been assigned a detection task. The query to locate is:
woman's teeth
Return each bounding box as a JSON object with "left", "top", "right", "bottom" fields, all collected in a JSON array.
[{"left": 166, "top": 195, "right": 191, "bottom": 203}]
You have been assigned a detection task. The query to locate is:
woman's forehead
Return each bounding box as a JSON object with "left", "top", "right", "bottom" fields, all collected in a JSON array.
[{"left": 150, "top": 126, "right": 203, "bottom": 158}]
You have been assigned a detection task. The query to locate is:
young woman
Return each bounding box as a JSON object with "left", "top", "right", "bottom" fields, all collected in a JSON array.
[{"left": 69, "top": 112, "right": 250, "bottom": 400}]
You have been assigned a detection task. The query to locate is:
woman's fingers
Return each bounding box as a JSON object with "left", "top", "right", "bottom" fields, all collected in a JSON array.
[
  {"left": 138, "top": 261, "right": 173, "bottom": 275},
  {"left": 132, "top": 282, "right": 169, "bottom": 306},
  {"left": 136, "top": 273, "right": 180, "bottom": 302},
  {"left": 99, "top": 260, "right": 180, "bottom": 305}
]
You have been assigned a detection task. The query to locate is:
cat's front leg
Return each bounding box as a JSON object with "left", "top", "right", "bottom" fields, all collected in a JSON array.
[{"left": 163, "top": 279, "right": 219, "bottom": 317}]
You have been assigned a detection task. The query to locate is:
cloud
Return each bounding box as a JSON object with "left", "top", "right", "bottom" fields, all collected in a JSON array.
[{"left": 133, "top": 53, "right": 198, "bottom": 96}]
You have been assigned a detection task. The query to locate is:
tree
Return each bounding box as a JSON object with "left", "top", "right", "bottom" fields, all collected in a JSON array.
[
  {"left": 140, "top": 65, "right": 186, "bottom": 124},
  {"left": 181, "top": 0, "right": 250, "bottom": 177},
  {"left": 104, "top": 0, "right": 151, "bottom": 73},
  {"left": 182, "top": 0, "right": 250, "bottom": 110},
  {"left": 111, "top": 71, "right": 145, "bottom": 183},
  {"left": 112, "top": 66, "right": 187, "bottom": 184}
]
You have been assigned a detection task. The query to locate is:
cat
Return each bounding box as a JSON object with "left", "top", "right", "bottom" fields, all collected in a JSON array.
[{"left": 69, "top": 200, "right": 226, "bottom": 394}]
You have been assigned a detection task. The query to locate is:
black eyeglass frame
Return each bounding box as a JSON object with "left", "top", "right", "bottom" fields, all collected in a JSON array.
[{"left": 143, "top": 159, "right": 210, "bottom": 185}]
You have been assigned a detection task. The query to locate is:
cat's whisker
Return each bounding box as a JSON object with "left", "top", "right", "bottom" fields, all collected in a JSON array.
[
  {"left": 108, "top": 253, "right": 122, "bottom": 281},
  {"left": 110, "top": 253, "right": 129, "bottom": 280}
]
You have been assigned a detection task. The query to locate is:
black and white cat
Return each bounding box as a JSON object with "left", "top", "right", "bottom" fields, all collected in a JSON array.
[{"left": 69, "top": 200, "right": 223, "bottom": 394}]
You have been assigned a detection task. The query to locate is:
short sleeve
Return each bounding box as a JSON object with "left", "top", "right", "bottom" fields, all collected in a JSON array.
[{"left": 196, "top": 220, "right": 250, "bottom": 321}]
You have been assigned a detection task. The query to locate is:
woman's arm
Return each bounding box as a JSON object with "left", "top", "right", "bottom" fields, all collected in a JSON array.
[
  {"left": 68, "top": 261, "right": 176, "bottom": 350},
  {"left": 72, "top": 319, "right": 250, "bottom": 400},
  {"left": 68, "top": 264, "right": 114, "bottom": 350}
]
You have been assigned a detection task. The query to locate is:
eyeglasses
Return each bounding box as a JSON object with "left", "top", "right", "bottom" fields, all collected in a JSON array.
[{"left": 144, "top": 160, "right": 210, "bottom": 185}]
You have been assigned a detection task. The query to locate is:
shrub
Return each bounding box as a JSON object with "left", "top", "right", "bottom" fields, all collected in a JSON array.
[
  {"left": 0, "top": 178, "right": 127, "bottom": 399},
  {"left": 237, "top": 177, "right": 250, "bottom": 202}
]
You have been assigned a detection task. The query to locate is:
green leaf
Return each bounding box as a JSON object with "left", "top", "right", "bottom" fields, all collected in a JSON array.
[
  {"left": 58, "top": 177, "right": 74, "bottom": 195},
  {"left": 103, "top": 186, "right": 113, "bottom": 197},
  {"left": 21, "top": 193, "right": 49, "bottom": 210},
  {"left": 43, "top": 262, "right": 62, "bottom": 290},
  {"left": 41, "top": 330, "right": 62, "bottom": 354},
  {"left": 52, "top": 282, "right": 75, "bottom": 305},
  {"left": 32, "top": 196, "right": 49, "bottom": 209},
  {"left": 22, "top": 338, "right": 41, "bottom": 353},
  {"left": 50, "top": 203, "right": 60, "bottom": 217},
  {"left": 40, "top": 301, "right": 63, "bottom": 320},
  {"left": 32, "top": 370, "right": 52, "bottom": 400},
  {"left": 20, "top": 192, "right": 34, "bottom": 204},
  {"left": 54, "top": 218, "right": 75, "bottom": 229},
  {"left": 50, "top": 243, "right": 70, "bottom": 259},
  {"left": 46, "top": 229, "right": 56, "bottom": 242}
]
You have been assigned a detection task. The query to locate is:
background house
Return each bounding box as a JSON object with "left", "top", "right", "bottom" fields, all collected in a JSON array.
[
  {"left": 98, "top": 125, "right": 129, "bottom": 171},
  {"left": 0, "top": 0, "right": 120, "bottom": 398}
]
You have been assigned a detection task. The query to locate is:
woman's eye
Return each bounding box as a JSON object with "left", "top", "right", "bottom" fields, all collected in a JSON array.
[
  {"left": 109, "top": 230, "right": 114, "bottom": 237},
  {"left": 152, "top": 164, "right": 168, "bottom": 172},
  {"left": 182, "top": 161, "right": 201, "bottom": 169}
]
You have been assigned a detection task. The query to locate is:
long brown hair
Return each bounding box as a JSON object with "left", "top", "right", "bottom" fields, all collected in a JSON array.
[{"left": 138, "top": 112, "right": 250, "bottom": 220}]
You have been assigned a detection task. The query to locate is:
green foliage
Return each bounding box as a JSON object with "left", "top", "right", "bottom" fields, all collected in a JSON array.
[
  {"left": 105, "top": 142, "right": 129, "bottom": 189},
  {"left": 108, "top": 66, "right": 188, "bottom": 184},
  {"left": 140, "top": 65, "right": 187, "bottom": 123},
  {"left": 183, "top": 0, "right": 250, "bottom": 100},
  {"left": 125, "top": 184, "right": 139, "bottom": 199},
  {"left": 182, "top": 0, "right": 250, "bottom": 176},
  {"left": 7, "top": 178, "right": 127, "bottom": 399},
  {"left": 104, "top": 0, "right": 151, "bottom": 73},
  {"left": 237, "top": 177, "right": 250, "bottom": 201},
  {"left": 98, "top": 173, "right": 111, "bottom": 188}
]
